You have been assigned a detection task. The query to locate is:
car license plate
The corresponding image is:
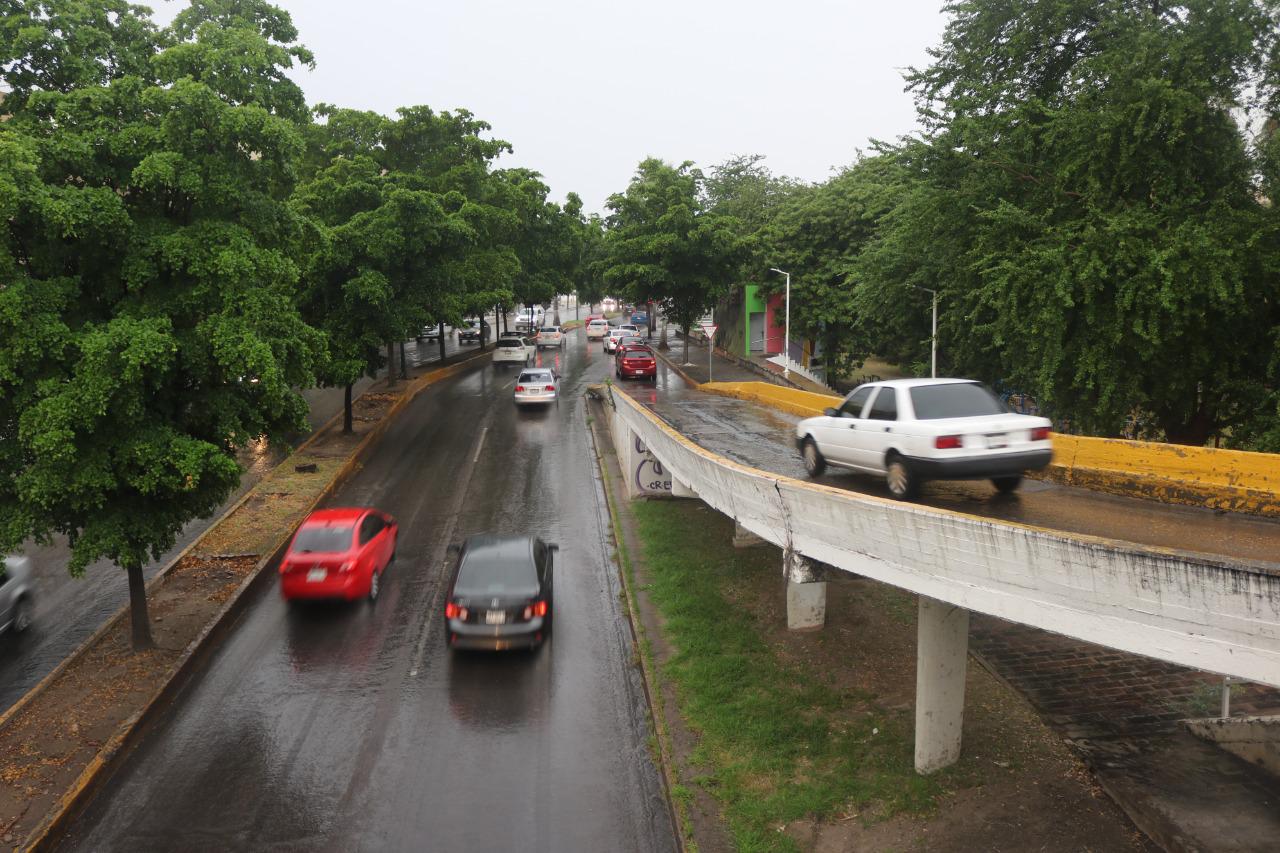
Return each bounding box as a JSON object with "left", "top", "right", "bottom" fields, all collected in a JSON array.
[
  {"left": 485, "top": 610, "right": 506, "bottom": 625},
  {"left": 986, "top": 433, "right": 1008, "bottom": 449},
  {"left": 307, "top": 568, "right": 327, "bottom": 582}
]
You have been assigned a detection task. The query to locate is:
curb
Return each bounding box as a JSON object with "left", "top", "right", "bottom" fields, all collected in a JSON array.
[
  {"left": 650, "top": 347, "right": 700, "bottom": 389},
  {"left": 18, "top": 348, "right": 489, "bottom": 851}
]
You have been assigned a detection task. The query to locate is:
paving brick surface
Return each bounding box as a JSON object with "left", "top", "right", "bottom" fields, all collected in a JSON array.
[{"left": 970, "top": 614, "right": 1280, "bottom": 851}]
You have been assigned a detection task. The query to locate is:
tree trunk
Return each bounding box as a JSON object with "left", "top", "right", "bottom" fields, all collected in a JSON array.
[
  {"left": 386, "top": 341, "right": 396, "bottom": 385},
  {"left": 647, "top": 300, "right": 654, "bottom": 340},
  {"left": 437, "top": 323, "right": 446, "bottom": 364},
  {"left": 682, "top": 323, "right": 691, "bottom": 364},
  {"left": 126, "top": 561, "right": 155, "bottom": 651},
  {"left": 343, "top": 383, "right": 353, "bottom": 434},
  {"left": 399, "top": 340, "right": 407, "bottom": 379}
]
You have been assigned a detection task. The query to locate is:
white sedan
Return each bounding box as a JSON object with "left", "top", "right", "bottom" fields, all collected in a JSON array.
[
  {"left": 535, "top": 326, "right": 564, "bottom": 348},
  {"left": 586, "top": 319, "right": 611, "bottom": 340},
  {"left": 492, "top": 335, "right": 531, "bottom": 367},
  {"left": 603, "top": 325, "right": 639, "bottom": 353},
  {"left": 513, "top": 368, "right": 558, "bottom": 405},
  {"left": 794, "top": 378, "right": 1053, "bottom": 499}
]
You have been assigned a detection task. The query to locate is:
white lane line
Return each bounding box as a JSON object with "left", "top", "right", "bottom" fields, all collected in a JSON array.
[{"left": 408, "top": 411, "right": 491, "bottom": 677}]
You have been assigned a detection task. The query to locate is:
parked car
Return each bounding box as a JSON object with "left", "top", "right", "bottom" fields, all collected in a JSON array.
[
  {"left": 445, "top": 534, "right": 555, "bottom": 651},
  {"left": 535, "top": 325, "right": 564, "bottom": 348},
  {"left": 630, "top": 310, "right": 649, "bottom": 326},
  {"left": 603, "top": 325, "right": 639, "bottom": 353},
  {"left": 458, "top": 319, "right": 489, "bottom": 344},
  {"left": 0, "top": 556, "right": 34, "bottom": 636},
  {"left": 586, "top": 318, "right": 611, "bottom": 340},
  {"left": 514, "top": 368, "right": 558, "bottom": 406},
  {"left": 794, "top": 379, "right": 1053, "bottom": 499},
  {"left": 615, "top": 343, "right": 657, "bottom": 380},
  {"left": 279, "top": 508, "right": 398, "bottom": 602},
  {"left": 492, "top": 335, "right": 531, "bottom": 366}
]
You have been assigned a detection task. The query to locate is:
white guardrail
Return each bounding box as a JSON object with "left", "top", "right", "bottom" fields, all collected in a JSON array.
[{"left": 611, "top": 388, "right": 1280, "bottom": 688}]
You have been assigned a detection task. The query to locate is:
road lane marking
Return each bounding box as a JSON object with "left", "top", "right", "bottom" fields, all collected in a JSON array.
[{"left": 472, "top": 426, "right": 489, "bottom": 464}]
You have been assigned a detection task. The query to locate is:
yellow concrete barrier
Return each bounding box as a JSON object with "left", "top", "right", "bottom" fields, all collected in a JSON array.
[{"left": 699, "top": 381, "right": 1280, "bottom": 518}]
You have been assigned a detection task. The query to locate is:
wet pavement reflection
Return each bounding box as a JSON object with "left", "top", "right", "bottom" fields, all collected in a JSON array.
[{"left": 58, "top": 323, "right": 677, "bottom": 853}]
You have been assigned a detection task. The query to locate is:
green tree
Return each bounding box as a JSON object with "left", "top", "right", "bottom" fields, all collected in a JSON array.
[
  {"left": 604, "top": 158, "right": 748, "bottom": 363},
  {"left": 857, "top": 0, "right": 1280, "bottom": 443},
  {"left": 0, "top": 0, "right": 323, "bottom": 649}
]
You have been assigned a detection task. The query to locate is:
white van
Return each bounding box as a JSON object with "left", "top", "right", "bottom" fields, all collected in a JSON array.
[{"left": 586, "top": 318, "right": 611, "bottom": 340}]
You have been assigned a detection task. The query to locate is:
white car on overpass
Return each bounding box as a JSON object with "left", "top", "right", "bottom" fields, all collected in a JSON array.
[
  {"left": 492, "top": 335, "right": 531, "bottom": 367},
  {"left": 794, "top": 378, "right": 1053, "bottom": 499}
]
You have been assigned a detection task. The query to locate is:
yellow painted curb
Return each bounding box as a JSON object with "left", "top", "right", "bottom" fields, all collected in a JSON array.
[{"left": 697, "top": 380, "right": 1280, "bottom": 518}]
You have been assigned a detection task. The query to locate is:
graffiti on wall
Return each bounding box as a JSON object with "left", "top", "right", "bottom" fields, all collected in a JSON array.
[{"left": 634, "top": 435, "right": 672, "bottom": 494}]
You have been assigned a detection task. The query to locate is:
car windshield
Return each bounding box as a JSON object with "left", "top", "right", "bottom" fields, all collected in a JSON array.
[
  {"left": 292, "top": 525, "right": 353, "bottom": 553},
  {"left": 455, "top": 554, "right": 538, "bottom": 595},
  {"left": 497, "top": 338, "right": 524, "bottom": 348},
  {"left": 909, "top": 383, "right": 1009, "bottom": 419}
]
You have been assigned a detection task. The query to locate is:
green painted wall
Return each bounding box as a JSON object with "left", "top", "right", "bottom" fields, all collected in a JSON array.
[{"left": 743, "top": 285, "right": 766, "bottom": 355}]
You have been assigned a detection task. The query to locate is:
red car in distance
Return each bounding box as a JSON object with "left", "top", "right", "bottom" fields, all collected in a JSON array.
[
  {"left": 615, "top": 342, "right": 657, "bottom": 380},
  {"left": 279, "top": 507, "right": 398, "bottom": 603}
]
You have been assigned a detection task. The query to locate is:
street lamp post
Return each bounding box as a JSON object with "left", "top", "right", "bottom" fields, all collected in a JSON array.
[
  {"left": 768, "top": 268, "right": 792, "bottom": 378},
  {"left": 909, "top": 285, "right": 938, "bottom": 378}
]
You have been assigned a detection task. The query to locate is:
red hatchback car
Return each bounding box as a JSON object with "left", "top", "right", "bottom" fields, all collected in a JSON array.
[
  {"left": 279, "top": 508, "right": 398, "bottom": 602},
  {"left": 615, "top": 343, "right": 657, "bottom": 380}
]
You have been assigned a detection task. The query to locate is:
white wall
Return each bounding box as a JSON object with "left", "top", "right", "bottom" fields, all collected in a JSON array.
[{"left": 611, "top": 389, "right": 1280, "bottom": 687}]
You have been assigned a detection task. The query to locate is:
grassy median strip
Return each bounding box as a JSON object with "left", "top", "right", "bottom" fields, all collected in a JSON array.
[{"left": 630, "top": 500, "right": 943, "bottom": 852}]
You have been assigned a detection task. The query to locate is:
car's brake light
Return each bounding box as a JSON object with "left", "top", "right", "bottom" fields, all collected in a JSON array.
[
  {"left": 523, "top": 600, "right": 548, "bottom": 620},
  {"left": 544, "top": 384, "right": 554, "bottom": 391},
  {"left": 445, "top": 602, "right": 469, "bottom": 620},
  {"left": 935, "top": 435, "right": 962, "bottom": 449},
  {"left": 515, "top": 385, "right": 525, "bottom": 392},
  {"left": 1030, "top": 426, "right": 1052, "bottom": 441}
]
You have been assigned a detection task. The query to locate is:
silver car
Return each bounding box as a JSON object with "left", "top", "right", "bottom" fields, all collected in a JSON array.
[
  {"left": 514, "top": 368, "right": 558, "bottom": 406},
  {"left": 1, "top": 556, "right": 34, "bottom": 635}
]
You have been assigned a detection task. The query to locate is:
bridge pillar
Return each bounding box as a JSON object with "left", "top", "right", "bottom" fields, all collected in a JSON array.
[
  {"left": 732, "top": 521, "right": 765, "bottom": 548},
  {"left": 784, "top": 551, "right": 826, "bottom": 631},
  {"left": 914, "top": 595, "right": 969, "bottom": 774}
]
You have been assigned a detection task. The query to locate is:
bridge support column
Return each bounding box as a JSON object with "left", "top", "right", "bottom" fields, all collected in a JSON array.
[
  {"left": 733, "top": 521, "right": 764, "bottom": 548},
  {"left": 784, "top": 551, "right": 826, "bottom": 631},
  {"left": 914, "top": 595, "right": 969, "bottom": 774}
]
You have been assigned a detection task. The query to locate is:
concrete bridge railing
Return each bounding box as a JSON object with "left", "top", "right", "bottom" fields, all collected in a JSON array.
[{"left": 607, "top": 388, "right": 1280, "bottom": 772}]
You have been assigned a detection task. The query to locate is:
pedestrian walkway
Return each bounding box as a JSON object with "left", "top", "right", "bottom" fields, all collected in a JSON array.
[
  {"left": 971, "top": 615, "right": 1280, "bottom": 851},
  {"left": 649, "top": 327, "right": 763, "bottom": 385}
]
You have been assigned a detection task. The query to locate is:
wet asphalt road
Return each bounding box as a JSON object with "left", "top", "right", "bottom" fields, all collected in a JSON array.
[
  {"left": 0, "top": 323, "right": 497, "bottom": 716},
  {"left": 632, "top": 384, "right": 1280, "bottom": 565},
  {"left": 58, "top": 321, "right": 678, "bottom": 852}
]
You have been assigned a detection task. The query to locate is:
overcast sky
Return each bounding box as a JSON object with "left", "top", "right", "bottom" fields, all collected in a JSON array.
[{"left": 151, "top": 0, "right": 947, "bottom": 212}]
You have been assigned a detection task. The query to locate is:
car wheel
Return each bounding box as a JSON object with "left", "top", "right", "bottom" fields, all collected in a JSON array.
[
  {"left": 801, "top": 437, "right": 826, "bottom": 477},
  {"left": 886, "top": 454, "right": 919, "bottom": 500},
  {"left": 12, "top": 597, "right": 33, "bottom": 633},
  {"left": 992, "top": 475, "right": 1023, "bottom": 494},
  {"left": 368, "top": 569, "right": 380, "bottom": 603}
]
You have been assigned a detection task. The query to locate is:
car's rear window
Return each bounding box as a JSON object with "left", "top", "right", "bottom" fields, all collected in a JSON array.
[
  {"left": 292, "top": 525, "right": 353, "bottom": 553},
  {"left": 497, "top": 338, "right": 524, "bottom": 348},
  {"left": 589, "top": 320, "right": 608, "bottom": 327},
  {"left": 455, "top": 554, "right": 538, "bottom": 595},
  {"left": 518, "top": 371, "right": 552, "bottom": 383},
  {"left": 909, "top": 383, "right": 1008, "bottom": 419},
  {"left": 539, "top": 327, "right": 559, "bottom": 333}
]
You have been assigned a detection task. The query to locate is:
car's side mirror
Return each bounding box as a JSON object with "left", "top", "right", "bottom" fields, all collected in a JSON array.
[{"left": 823, "top": 407, "right": 839, "bottom": 417}]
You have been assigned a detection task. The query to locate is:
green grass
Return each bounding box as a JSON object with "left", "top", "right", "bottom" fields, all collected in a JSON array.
[{"left": 631, "top": 501, "right": 943, "bottom": 852}]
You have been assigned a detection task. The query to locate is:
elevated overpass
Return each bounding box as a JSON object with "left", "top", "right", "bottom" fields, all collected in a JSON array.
[{"left": 603, "top": 385, "right": 1280, "bottom": 773}]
